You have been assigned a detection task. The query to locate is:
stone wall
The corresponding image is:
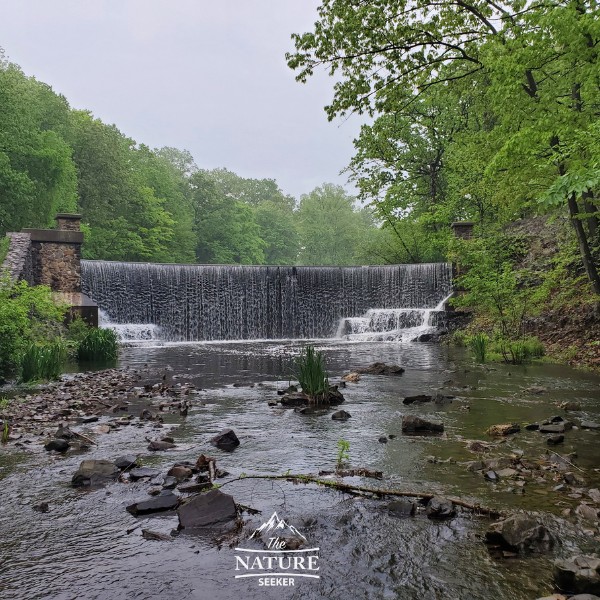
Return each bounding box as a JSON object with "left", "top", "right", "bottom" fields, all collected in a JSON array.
[
  {"left": 29, "top": 240, "right": 81, "bottom": 292},
  {"left": 1, "top": 232, "right": 33, "bottom": 282}
]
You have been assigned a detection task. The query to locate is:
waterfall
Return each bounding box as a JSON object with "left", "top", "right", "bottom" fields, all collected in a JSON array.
[{"left": 81, "top": 261, "right": 452, "bottom": 342}]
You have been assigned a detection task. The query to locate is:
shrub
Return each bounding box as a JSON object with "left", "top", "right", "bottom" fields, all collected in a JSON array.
[
  {"left": 77, "top": 328, "right": 119, "bottom": 362},
  {"left": 294, "top": 345, "right": 329, "bottom": 402},
  {"left": 0, "top": 277, "right": 67, "bottom": 381},
  {"left": 20, "top": 342, "right": 67, "bottom": 382}
]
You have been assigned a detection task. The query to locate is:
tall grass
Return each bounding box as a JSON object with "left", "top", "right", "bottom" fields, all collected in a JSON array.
[
  {"left": 294, "top": 345, "right": 329, "bottom": 402},
  {"left": 20, "top": 342, "right": 67, "bottom": 382},
  {"left": 468, "top": 333, "right": 488, "bottom": 363},
  {"left": 77, "top": 328, "right": 119, "bottom": 362}
]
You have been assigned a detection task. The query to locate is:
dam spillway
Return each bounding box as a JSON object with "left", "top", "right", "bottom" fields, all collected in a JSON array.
[{"left": 81, "top": 261, "right": 452, "bottom": 342}]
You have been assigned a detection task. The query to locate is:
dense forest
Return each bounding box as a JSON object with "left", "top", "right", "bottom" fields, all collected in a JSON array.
[
  {"left": 0, "top": 48, "right": 392, "bottom": 267},
  {"left": 1, "top": 0, "right": 599, "bottom": 368}
]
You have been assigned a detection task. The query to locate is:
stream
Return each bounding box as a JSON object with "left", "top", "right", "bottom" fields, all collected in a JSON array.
[{"left": 1, "top": 340, "right": 599, "bottom": 600}]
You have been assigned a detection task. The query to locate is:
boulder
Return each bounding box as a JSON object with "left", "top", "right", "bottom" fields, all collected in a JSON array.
[
  {"left": 72, "top": 459, "right": 120, "bottom": 487},
  {"left": 129, "top": 467, "right": 161, "bottom": 481},
  {"left": 426, "top": 497, "right": 456, "bottom": 519},
  {"left": 402, "top": 415, "right": 444, "bottom": 434},
  {"left": 378, "top": 436, "right": 388, "bottom": 444},
  {"left": 44, "top": 438, "right": 70, "bottom": 452},
  {"left": 147, "top": 440, "right": 176, "bottom": 451},
  {"left": 356, "top": 362, "right": 405, "bottom": 375},
  {"left": 553, "top": 555, "right": 600, "bottom": 595},
  {"left": 114, "top": 455, "right": 138, "bottom": 470},
  {"left": 525, "top": 423, "right": 540, "bottom": 431},
  {"left": 162, "top": 476, "right": 178, "bottom": 489},
  {"left": 177, "top": 489, "right": 237, "bottom": 529},
  {"left": 548, "top": 434, "right": 565, "bottom": 445},
  {"left": 486, "top": 514, "right": 554, "bottom": 553},
  {"left": 332, "top": 410, "right": 351, "bottom": 421},
  {"left": 209, "top": 429, "right": 240, "bottom": 451},
  {"left": 486, "top": 423, "right": 520, "bottom": 436},
  {"left": 126, "top": 491, "right": 180, "bottom": 516}
]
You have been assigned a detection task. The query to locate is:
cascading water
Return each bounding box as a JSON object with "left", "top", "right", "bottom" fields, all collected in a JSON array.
[
  {"left": 335, "top": 294, "right": 452, "bottom": 342},
  {"left": 81, "top": 261, "right": 452, "bottom": 342}
]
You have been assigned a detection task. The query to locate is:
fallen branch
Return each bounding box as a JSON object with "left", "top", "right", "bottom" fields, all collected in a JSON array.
[{"left": 220, "top": 473, "right": 505, "bottom": 518}]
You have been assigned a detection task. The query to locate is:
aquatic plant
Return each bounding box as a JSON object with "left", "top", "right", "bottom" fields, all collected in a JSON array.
[
  {"left": 1, "top": 421, "right": 9, "bottom": 444},
  {"left": 336, "top": 439, "right": 350, "bottom": 470},
  {"left": 468, "top": 333, "right": 488, "bottom": 363},
  {"left": 20, "top": 342, "right": 67, "bottom": 382},
  {"left": 77, "top": 328, "right": 119, "bottom": 362},
  {"left": 294, "top": 345, "right": 329, "bottom": 402}
]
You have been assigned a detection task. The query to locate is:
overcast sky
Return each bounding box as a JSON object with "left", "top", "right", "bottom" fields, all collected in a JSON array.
[{"left": 0, "top": 0, "right": 363, "bottom": 199}]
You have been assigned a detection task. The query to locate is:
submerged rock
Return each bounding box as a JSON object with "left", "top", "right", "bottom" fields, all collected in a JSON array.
[
  {"left": 547, "top": 434, "right": 565, "bottom": 445},
  {"left": 580, "top": 421, "right": 600, "bottom": 430},
  {"left": 540, "top": 423, "right": 568, "bottom": 434},
  {"left": 403, "top": 393, "right": 453, "bottom": 405},
  {"left": 342, "top": 372, "right": 361, "bottom": 383},
  {"left": 280, "top": 392, "right": 310, "bottom": 407},
  {"left": 388, "top": 500, "right": 416, "bottom": 518},
  {"left": 72, "top": 459, "right": 120, "bottom": 487},
  {"left": 177, "top": 489, "right": 237, "bottom": 529},
  {"left": 331, "top": 410, "right": 351, "bottom": 421},
  {"left": 402, "top": 415, "right": 444, "bottom": 434},
  {"left": 114, "top": 455, "right": 138, "bottom": 470},
  {"left": 210, "top": 429, "right": 240, "bottom": 451},
  {"left": 487, "top": 423, "right": 520, "bottom": 436},
  {"left": 129, "top": 467, "right": 161, "bottom": 481},
  {"left": 44, "top": 438, "right": 70, "bottom": 452},
  {"left": 147, "top": 440, "right": 176, "bottom": 451},
  {"left": 168, "top": 465, "right": 193, "bottom": 481},
  {"left": 486, "top": 514, "right": 554, "bottom": 554},
  {"left": 356, "top": 362, "right": 405, "bottom": 375}
]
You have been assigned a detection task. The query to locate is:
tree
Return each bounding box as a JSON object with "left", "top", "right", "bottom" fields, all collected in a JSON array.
[
  {"left": 288, "top": 0, "right": 600, "bottom": 293},
  {"left": 296, "top": 183, "right": 375, "bottom": 265},
  {"left": 190, "top": 171, "right": 266, "bottom": 264}
]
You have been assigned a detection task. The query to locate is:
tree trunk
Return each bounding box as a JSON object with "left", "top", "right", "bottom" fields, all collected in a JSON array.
[
  {"left": 567, "top": 192, "right": 600, "bottom": 296},
  {"left": 582, "top": 190, "right": 599, "bottom": 244}
]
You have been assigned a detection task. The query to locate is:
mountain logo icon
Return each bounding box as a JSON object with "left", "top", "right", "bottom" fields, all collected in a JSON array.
[{"left": 249, "top": 512, "right": 307, "bottom": 541}]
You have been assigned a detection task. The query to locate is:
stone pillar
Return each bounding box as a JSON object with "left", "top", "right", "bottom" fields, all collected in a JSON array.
[
  {"left": 55, "top": 213, "right": 82, "bottom": 232},
  {"left": 451, "top": 221, "right": 474, "bottom": 240},
  {"left": 19, "top": 214, "right": 98, "bottom": 326}
]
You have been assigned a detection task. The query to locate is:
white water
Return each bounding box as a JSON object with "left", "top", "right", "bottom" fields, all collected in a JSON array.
[
  {"left": 98, "top": 310, "right": 162, "bottom": 343},
  {"left": 335, "top": 294, "right": 452, "bottom": 342}
]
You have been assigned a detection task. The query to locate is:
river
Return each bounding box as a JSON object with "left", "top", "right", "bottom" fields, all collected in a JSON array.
[{"left": 1, "top": 340, "right": 599, "bottom": 600}]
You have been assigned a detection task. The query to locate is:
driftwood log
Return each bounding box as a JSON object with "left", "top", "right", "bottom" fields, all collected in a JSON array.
[{"left": 219, "top": 473, "right": 505, "bottom": 519}]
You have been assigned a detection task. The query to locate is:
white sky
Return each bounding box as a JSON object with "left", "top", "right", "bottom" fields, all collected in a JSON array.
[{"left": 0, "top": 0, "right": 363, "bottom": 199}]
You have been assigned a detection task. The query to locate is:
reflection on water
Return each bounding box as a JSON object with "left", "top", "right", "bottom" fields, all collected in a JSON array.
[{"left": 1, "top": 341, "right": 599, "bottom": 600}]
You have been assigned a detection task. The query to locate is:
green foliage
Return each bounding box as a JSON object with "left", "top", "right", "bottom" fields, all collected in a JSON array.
[
  {"left": 297, "top": 184, "right": 375, "bottom": 265},
  {"left": 77, "top": 328, "right": 119, "bottom": 362},
  {"left": 0, "top": 236, "right": 9, "bottom": 264},
  {"left": 336, "top": 438, "right": 350, "bottom": 470},
  {"left": 20, "top": 341, "right": 67, "bottom": 382},
  {"left": 0, "top": 277, "right": 66, "bottom": 381},
  {"left": 294, "top": 346, "right": 329, "bottom": 402},
  {"left": 288, "top": 0, "right": 600, "bottom": 290},
  {"left": 2, "top": 421, "right": 8, "bottom": 444},
  {"left": 468, "top": 333, "right": 489, "bottom": 363}
]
